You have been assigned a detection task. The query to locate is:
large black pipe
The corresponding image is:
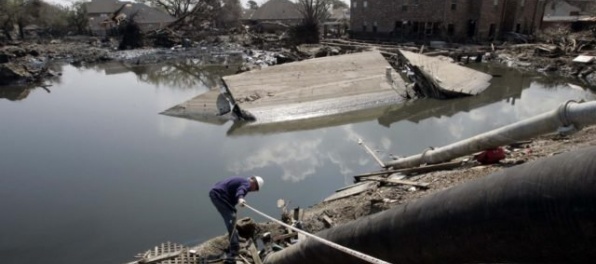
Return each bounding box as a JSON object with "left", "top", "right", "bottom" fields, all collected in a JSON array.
[{"left": 265, "top": 146, "right": 596, "bottom": 264}]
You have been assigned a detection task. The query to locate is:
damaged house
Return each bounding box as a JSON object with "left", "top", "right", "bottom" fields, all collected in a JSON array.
[
  {"left": 350, "top": 0, "right": 547, "bottom": 42},
  {"left": 542, "top": 0, "right": 596, "bottom": 31},
  {"left": 86, "top": 0, "right": 176, "bottom": 36},
  {"left": 242, "top": 0, "right": 303, "bottom": 32}
]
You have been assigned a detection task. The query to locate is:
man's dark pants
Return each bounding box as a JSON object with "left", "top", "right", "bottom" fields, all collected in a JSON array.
[{"left": 209, "top": 190, "right": 239, "bottom": 256}]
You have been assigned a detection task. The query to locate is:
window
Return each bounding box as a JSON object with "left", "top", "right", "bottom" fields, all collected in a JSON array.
[
  {"left": 353, "top": 1, "right": 357, "bottom": 8},
  {"left": 425, "top": 22, "right": 433, "bottom": 35},
  {"left": 447, "top": 24, "right": 455, "bottom": 36},
  {"left": 493, "top": 0, "right": 499, "bottom": 6},
  {"left": 363, "top": 21, "right": 367, "bottom": 32},
  {"left": 373, "top": 21, "right": 378, "bottom": 33},
  {"left": 451, "top": 0, "right": 457, "bottom": 10},
  {"left": 363, "top": 0, "right": 368, "bottom": 8}
]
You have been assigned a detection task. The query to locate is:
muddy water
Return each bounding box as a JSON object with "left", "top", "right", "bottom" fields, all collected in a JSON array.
[{"left": 0, "top": 61, "right": 594, "bottom": 264}]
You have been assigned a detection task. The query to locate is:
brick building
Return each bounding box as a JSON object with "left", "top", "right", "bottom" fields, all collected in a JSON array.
[{"left": 350, "top": 0, "right": 547, "bottom": 42}]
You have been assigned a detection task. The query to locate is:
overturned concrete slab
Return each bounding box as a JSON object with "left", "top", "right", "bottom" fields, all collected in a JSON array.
[
  {"left": 399, "top": 50, "right": 492, "bottom": 97},
  {"left": 164, "top": 51, "right": 406, "bottom": 128},
  {"left": 223, "top": 50, "right": 406, "bottom": 114}
]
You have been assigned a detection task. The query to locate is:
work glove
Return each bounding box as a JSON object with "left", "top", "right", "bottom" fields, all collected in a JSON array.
[{"left": 238, "top": 198, "right": 246, "bottom": 207}]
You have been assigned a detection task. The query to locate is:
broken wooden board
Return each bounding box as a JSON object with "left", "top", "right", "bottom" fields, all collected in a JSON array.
[
  {"left": 273, "top": 232, "right": 298, "bottom": 242},
  {"left": 321, "top": 214, "right": 334, "bottom": 228},
  {"left": 324, "top": 181, "right": 377, "bottom": 202},
  {"left": 354, "top": 160, "right": 463, "bottom": 182},
  {"left": 248, "top": 240, "right": 263, "bottom": 264},
  {"left": 400, "top": 50, "right": 492, "bottom": 96},
  {"left": 361, "top": 176, "right": 430, "bottom": 189},
  {"left": 222, "top": 51, "right": 406, "bottom": 123}
]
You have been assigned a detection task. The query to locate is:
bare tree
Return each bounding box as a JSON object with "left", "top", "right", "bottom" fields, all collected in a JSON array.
[
  {"left": 290, "top": 0, "right": 332, "bottom": 44},
  {"left": 217, "top": 0, "right": 242, "bottom": 28},
  {"left": 66, "top": 1, "right": 88, "bottom": 34},
  {"left": 296, "top": 0, "right": 331, "bottom": 26},
  {"left": 247, "top": 0, "right": 258, "bottom": 10},
  {"left": 138, "top": 0, "right": 201, "bottom": 18},
  {"left": 0, "top": 0, "right": 43, "bottom": 40}
]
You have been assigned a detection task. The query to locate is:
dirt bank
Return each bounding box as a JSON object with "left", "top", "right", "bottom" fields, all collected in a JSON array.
[{"left": 192, "top": 124, "right": 596, "bottom": 261}]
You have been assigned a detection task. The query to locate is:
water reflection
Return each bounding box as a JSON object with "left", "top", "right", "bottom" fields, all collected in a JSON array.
[
  {"left": 0, "top": 86, "right": 34, "bottom": 101},
  {"left": 82, "top": 59, "right": 237, "bottom": 90},
  {"left": 379, "top": 65, "right": 528, "bottom": 127},
  {"left": 0, "top": 64, "right": 64, "bottom": 102}
]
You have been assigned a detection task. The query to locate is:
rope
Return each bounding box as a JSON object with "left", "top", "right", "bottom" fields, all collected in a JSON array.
[{"left": 243, "top": 203, "right": 393, "bottom": 264}]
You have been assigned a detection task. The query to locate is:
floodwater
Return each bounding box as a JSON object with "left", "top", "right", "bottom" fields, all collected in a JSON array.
[{"left": 1, "top": 60, "right": 594, "bottom": 264}]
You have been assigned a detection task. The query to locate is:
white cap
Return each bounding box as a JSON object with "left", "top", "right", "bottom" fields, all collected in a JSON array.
[{"left": 253, "top": 176, "right": 264, "bottom": 191}]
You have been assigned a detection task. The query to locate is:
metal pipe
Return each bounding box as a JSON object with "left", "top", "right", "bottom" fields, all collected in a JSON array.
[
  {"left": 384, "top": 100, "right": 596, "bottom": 169},
  {"left": 264, "top": 147, "right": 596, "bottom": 264},
  {"left": 358, "top": 138, "right": 386, "bottom": 168}
]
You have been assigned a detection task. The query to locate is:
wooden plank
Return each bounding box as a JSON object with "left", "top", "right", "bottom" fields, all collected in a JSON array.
[
  {"left": 248, "top": 240, "right": 263, "bottom": 264},
  {"left": 335, "top": 181, "right": 370, "bottom": 192},
  {"left": 354, "top": 160, "right": 463, "bottom": 182},
  {"left": 361, "top": 176, "right": 430, "bottom": 189},
  {"left": 321, "top": 215, "right": 334, "bottom": 228},
  {"left": 324, "top": 181, "right": 377, "bottom": 202},
  {"left": 139, "top": 250, "right": 183, "bottom": 264},
  {"left": 273, "top": 232, "right": 297, "bottom": 242}
]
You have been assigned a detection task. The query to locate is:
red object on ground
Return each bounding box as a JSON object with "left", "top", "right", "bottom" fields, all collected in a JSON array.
[{"left": 475, "top": 147, "right": 506, "bottom": 165}]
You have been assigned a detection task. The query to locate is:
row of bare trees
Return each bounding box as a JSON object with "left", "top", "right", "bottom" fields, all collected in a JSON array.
[{"left": 0, "top": 0, "right": 90, "bottom": 40}]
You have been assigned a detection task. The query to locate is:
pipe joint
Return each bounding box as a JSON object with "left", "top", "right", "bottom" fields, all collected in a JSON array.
[
  {"left": 421, "top": 147, "right": 436, "bottom": 165},
  {"left": 556, "top": 100, "right": 579, "bottom": 135}
]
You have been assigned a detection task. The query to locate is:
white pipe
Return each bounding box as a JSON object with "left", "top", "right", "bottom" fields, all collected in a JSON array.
[{"left": 384, "top": 100, "right": 596, "bottom": 169}]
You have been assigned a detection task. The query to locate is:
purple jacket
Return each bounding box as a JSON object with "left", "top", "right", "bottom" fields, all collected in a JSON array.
[{"left": 210, "top": 176, "right": 250, "bottom": 206}]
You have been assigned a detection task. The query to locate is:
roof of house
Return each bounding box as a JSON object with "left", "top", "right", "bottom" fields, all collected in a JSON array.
[
  {"left": 86, "top": 0, "right": 175, "bottom": 25},
  {"left": 242, "top": 8, "right": 256, "bottom": 20},
  {"left": 250, "top": 0, "right": 302, "bottom": 21},
  {"left": 127, "top": 3, "right": 177, "bottom": 24},
  {"left": 329, "top": 7, "right": 349, "bottom": 21}
]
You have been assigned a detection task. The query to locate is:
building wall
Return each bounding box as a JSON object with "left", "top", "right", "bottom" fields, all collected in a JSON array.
[{"left": 350, "top": 0, "right": 546, "bottom": 41}]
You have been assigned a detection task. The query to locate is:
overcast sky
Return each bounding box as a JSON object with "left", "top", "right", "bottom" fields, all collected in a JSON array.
[{"left": 45, "top": 0, "right": 349, "bottom": 9}]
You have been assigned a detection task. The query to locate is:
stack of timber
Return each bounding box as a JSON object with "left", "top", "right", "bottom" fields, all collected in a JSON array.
[{"left": 125, "top": 242, "right": 198, "bottom": 264}]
